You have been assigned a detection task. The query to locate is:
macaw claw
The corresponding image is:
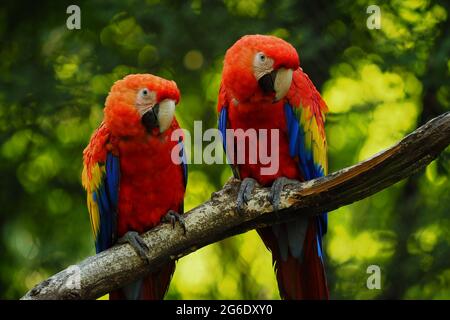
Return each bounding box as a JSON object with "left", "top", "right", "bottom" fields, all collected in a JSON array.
[
  {"left": 162, "top": 210, "right": 186, "bottom": 235},
  {"left": 118, "top": 231, "right": 150, "bottom": 264},
  {"left": 236, "top": 177, "right": 258, "bottom": 214},
  {"left": 268, "top": 177, "right": 300, "bottom": 211}
]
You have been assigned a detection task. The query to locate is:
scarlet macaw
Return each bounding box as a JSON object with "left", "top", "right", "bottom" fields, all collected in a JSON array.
[
  {"left": 82, "top": 74, "right": 187, "bottom": 300},
  {"left": 218, "top": 35, "right": 329, "bottom": 299}
]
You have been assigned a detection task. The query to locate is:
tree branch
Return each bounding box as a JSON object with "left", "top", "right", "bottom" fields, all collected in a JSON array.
[{"left": 22, "top": 112, "right": 450, "bottom": 300}]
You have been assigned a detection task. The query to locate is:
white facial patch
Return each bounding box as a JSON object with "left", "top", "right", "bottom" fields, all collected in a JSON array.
[
  {"left": 135, "top": 88, "right": 157, "bottom": 116},
  {"left": 253, "top": 52, "right": 274, "bottom": 81}
]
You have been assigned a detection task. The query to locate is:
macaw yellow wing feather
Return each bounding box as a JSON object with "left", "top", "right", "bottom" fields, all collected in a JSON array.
[{"left": 82, "top": 123, "right": 119, "bottom": 253}]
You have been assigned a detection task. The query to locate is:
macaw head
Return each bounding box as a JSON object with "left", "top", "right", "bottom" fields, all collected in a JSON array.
[
  {"left": 222, "top": 34, "right": 299, "bottom": 103},
  {"left": 104, "top": 74, "right": 180, "bottom": 137}
]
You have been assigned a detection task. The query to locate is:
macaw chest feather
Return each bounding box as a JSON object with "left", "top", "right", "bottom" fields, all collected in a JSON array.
[
  {"left": 116, "top": 136, "right": 185, "bottom": 237},
  {"left": 227, "top": 100, "right": 302, "bottom": 186}
]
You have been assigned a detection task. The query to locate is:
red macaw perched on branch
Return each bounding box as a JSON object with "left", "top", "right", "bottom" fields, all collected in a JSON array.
[
  {"left": 82, "top": 74, "right": 187, "bottom": 300},
  {"left": 218, "top": 35, "right": 329, "bottom": 299}
]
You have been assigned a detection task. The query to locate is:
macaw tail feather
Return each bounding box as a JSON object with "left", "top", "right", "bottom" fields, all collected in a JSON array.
[
  {"left": 109, "top": 261, "right": 175, "bottom": 300},
  {"left": 258, "top": 219, "right": 329, "bottom": 300}
]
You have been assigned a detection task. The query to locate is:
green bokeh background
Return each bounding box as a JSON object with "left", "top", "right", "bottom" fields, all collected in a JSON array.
[{"left": 1, "top": 0, "right": 449, "bottom": 299}]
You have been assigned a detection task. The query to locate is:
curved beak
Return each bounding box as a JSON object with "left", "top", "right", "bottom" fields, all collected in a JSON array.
[
  {"left": 141, "top": 99, "right": 176, "bottom": 134},
  {"left": 273, "top": 68, "right": 293, "bottom": 102},
  {"left": 258, "top": 68, "right": 293, "bottom": 102},
  {"left": 156, "top": 99, "right": 176, "bottom": 133}
]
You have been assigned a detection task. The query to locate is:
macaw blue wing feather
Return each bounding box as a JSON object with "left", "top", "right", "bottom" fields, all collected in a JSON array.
[
  {"left": 178, "top": 136, "right": 188, "bottom": 214},
  {"left": 284, "top": 102, "right": 328, "bottom": 258},
  {"left": 88, "top": 153, "right": 120, "bottom": 253},
  {"left": 219, "top": 106, "right": 240, "bottom": 179},
  {"left": 178, "top": 136, "right": 188, "bottom": 189},
  {"left": 219, "top": 106, "right": 228, "bottom": 153}
]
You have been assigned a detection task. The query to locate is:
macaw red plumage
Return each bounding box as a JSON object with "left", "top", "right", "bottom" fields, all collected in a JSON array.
[
  {"left": 218, "top": 35, "right": 329, "bottom": 299},
  {"left": 82, "top": 74, "right": 187, "bottom": 300}
]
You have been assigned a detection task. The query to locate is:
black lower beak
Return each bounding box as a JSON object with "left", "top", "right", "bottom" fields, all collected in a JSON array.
[
  {"left": 258, "top": 70, "right": 277, "bottom": 93},
  {"left": 141, "top": 104, "right": 159, "bottom": 133}
]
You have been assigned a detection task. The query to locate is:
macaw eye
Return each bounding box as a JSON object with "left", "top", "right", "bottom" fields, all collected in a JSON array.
[
  {"left": 258, "top": 53, "right": 266, "bottom": 62},
  {"left": 139, "top": 88, "right": 149, "bottom": 98}
]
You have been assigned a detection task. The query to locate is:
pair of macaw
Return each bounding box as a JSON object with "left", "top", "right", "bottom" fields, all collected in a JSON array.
[{"left": 82, "top": 35, "right": 329, "bottom": 300}]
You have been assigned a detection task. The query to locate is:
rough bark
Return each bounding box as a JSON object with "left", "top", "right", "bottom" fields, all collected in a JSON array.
[{"left": 21, "top": 112, "right": 450, "bottom": 300}]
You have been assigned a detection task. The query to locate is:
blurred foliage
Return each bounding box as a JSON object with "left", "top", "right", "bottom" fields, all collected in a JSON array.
[{"left": 0, "top": 0, "right": 449, "bottom": 299}]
